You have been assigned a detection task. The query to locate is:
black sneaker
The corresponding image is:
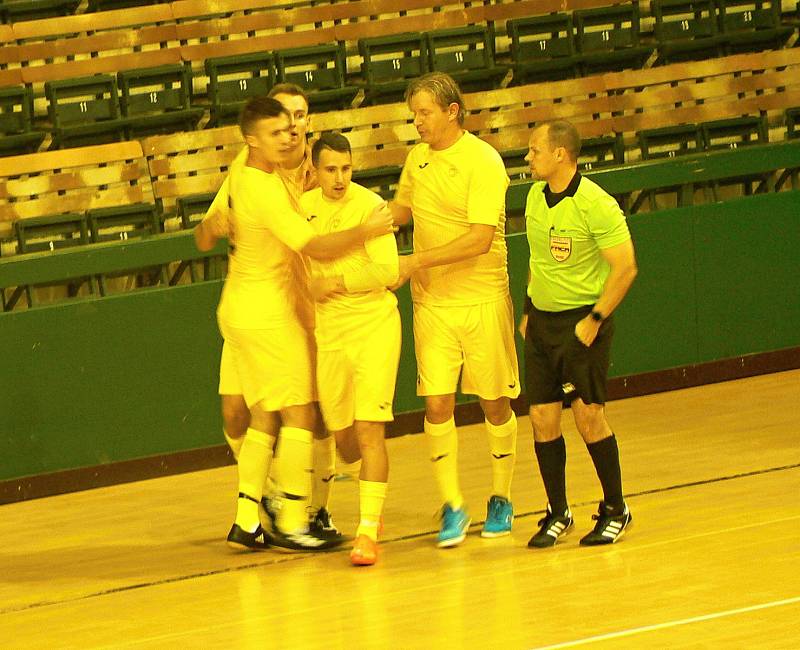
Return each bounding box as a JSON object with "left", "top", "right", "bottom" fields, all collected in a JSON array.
[
  {"left": 267, "top": 524, "right": 345, "bottom": 552},
  {"left": 309, "top": 507, "right": 341, "bottom": 540},
  {"left": 261, "top": 496, "right": 278, "bottom": 528},
  {"left": 226, "top": 523, "right": 270, "bottom": 551},
  {"left": 580, "top": 502, "right": 632, "bottom": 546},
  {"left": 528, "top": 505, "right": 574, "bottom": 548}
]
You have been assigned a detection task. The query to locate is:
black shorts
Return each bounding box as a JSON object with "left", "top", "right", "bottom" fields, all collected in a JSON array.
[{"left": 524, "top": 305, "right": 614, "bottom": 406}]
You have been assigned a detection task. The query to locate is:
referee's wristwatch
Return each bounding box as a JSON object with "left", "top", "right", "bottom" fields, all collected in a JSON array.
[{"left": 590, "top": 309, "right": 604, "bottom": 323}]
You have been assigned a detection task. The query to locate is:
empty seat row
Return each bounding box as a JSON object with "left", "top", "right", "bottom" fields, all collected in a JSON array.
[{"left": 0, "top": 0, "right": 161, "bottom": 23}]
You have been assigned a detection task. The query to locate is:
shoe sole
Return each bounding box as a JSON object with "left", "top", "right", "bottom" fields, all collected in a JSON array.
[
  {"left": 437, "top": 519, "right": 472, "bottom": 548},
  {"left": 480, "top": 527, "right": 512, "bottom": 538},
  {"left": 351, "top": 554, "right": 377, "bottom": 566},
  {"left": 226, "top": 540, "right": 269, "bottom": 552}
]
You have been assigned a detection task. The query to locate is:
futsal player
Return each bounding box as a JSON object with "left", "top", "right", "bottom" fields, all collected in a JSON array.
[
  {"left": 390, "top": 72, "right": 520, "bottom": 548},
  {"left": 300, "top": 132, "right": 400, "bottom": 566},
  {"left": 194, "top": 97, "right": 393, "bottom": 551}
]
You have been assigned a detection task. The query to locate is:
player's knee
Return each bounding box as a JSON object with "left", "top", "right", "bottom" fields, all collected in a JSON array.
[
  {"left": 222, "top": 405, "right": 249, "bottom": 438},
  {"left": 572, "top": 404, "right": 607, "bottom": 440},
  {"left": 425, "top": 395, "right": 455, "bottom": 423},
  {"left": 480, "top": 397, "right": 512, "bottom": 425}
]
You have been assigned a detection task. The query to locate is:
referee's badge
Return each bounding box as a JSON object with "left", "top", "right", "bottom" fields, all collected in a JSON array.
[{"left": 549, "top": 228, "right": 572, "bottom": 262}]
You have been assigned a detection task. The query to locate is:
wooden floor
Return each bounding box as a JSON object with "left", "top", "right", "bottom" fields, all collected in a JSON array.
[{"left": 1, "top": 370, "right": 799, "bottom": 649}]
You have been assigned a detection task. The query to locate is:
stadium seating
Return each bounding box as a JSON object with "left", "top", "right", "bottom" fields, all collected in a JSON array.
[
  {"left": 574, "top": 1, "right": 654, "bottom": 74},
  {"left": 204, "top": 53, "right": 276, "bottom": 127},
  {"left": 358, "top": 33, "right": 430, "bottom": 105},
  {"left": 653, "top": 0, "right": 726, "bottom": 64},
  {"left": 118, "top": 64, "right": 204, "bottom": 138},
  {"left": 0, "top": 86, "right": 45, "bottom": 157},
  {"left": 506, "top": 14, "right": 581, "bottom": 85}
]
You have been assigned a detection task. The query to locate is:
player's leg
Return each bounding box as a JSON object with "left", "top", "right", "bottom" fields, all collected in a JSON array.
[
  {"left": 309, "top": 403, "right": 339, "bottom": 538},
  {"left": 227, "top": 403, "right": 280, "bottom": 551},
  {"left": 219, "top": 340, "right": 250, "bottom": 459},
  {"left": 566, "top": 315, "right": 631, "bottom": 545},
  {"left": 414, "top": 303, "right": 470, "bottom": 548},
  {"left": 525, "top": 307, "right": 575, "bottom": 548},
  {"left": 460, "top": 296, "right": 520, "bottom": 538},
  {"left": 348, "top": 310, "right": 400, "bottom": 565}
]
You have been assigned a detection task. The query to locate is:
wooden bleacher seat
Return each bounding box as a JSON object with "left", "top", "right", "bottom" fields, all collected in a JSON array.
[
  {"left": 10, "top": 5, "right": 180, "bottom": 92},
  {"left": 204, "top": 52, "right": 276, "bottom": 127},
  {"left": 506, "top": 14, "right": 581, "bottom": 86},
  {"left": 118, "top": 64, "right": 204, "bottom": 138},
  {"left": 652, "top": 0, "right": 727, "bottom": 64},
  {"left": 573, "top": 1, "right": 654, "bottom": 74},
  {"left": 0, "top": 140, "right": 155, "bottom": 242},
  {"left": 0, "top": 86, "right": 45, "bottom": 157},
  {"left": 44, "top": 75, "right": 128, "bottom": 150}
]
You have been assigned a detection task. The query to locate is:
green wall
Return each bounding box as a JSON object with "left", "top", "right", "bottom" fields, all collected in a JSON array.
[{"left": 1, "top": 191, "right": 799, "bottom": 481}]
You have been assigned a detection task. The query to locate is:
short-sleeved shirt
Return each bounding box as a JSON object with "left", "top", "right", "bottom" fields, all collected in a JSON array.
[
  {"left": 395, "top": 131, "right": 510, "bottom": 307},
  {"left": 525, "top": 174, "right": 631, "bottom": 312},
  {"left": 217, "top": 164, "right": 316, "bottom": 329},
  {"left": 301, "top": 182, "right": 399, "bottom": 350}
]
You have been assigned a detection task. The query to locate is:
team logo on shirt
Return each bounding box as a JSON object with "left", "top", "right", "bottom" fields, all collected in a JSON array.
[{"left": 549, "top": 229, "right": 572, "bottom": 262}]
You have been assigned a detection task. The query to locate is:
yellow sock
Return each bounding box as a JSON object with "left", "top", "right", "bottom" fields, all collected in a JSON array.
[
  {"left": 311, "top": 435, "right": 336, "bottom": 512},
  {"left": 357, "top": 480, "right": 387, "bottom": 541},
  {"left": 486, "top": 413, "right": 517, "bottom": 500},
  {"left": 425, "top": 417, "right": 463, "bottom": 510},
  {"left": 275, "top": 426, "right": 313, "bottom": 533},
  {"left": 224, "top": 429, "right": 244, "bottom": 461},
  {"left": 235, "top": 428, "right": 275, "bottom": 532}
]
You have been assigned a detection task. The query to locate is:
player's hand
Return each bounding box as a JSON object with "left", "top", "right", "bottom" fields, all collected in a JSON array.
[
  {"left": 574, "top": 315, "right": 601, "bottom": 347},
  {"left": 362, "top": 202, "right": 394, "bottom": 239},
  {"left": 309, "top": 276, "right": 339, "bottom": 302},
  {"left": 518, "top": 313, "right": 528, "bottom": 339},
  {"left": 390, "top": 254, "right": 415, "bottom": 291}
]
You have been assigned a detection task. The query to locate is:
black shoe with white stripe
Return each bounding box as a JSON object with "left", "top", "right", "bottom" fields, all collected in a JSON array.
[
  {"left": 227, "top": 523, "right": 270, "bottom": 551},
  {"left": 309, "top": 507, "right": 342, "bottom": 541},
  {"left": 267, "top": 523, "right": 344, "bottom": 552},
  {"left": 528, "top": 505, "right": 574, "bottom": 548},
  {"left": 579, "top": 501, "right": 632, "bottom": 546}
]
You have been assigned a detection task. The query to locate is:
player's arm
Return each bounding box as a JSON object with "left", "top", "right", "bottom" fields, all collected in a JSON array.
[
  {"left": 194, "top": 180, "right": 231, "bottom": 252},
  {"left": 311, "top": 231, "right": 399, "bottom": 301},
  {"left": 389, "top": 201, "right": 412, "bottom": 227},
  {"left": 395, "top": 223, "right": 495, "bottom": 287},
  {"left": 574, "top": 239, "right": 638, "bottom": 347},
  {"left": 518, "top": 270, "right": 532, "bottom": 338},
  {"left": 301, "top": 201, "right": 393, "bottom": 261}
]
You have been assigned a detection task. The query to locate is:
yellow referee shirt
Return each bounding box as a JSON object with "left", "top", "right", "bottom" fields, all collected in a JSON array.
[
  {"left": 300, "top": 183, "right": 399, "bottom": 350},
  {"left": 395, "top": 131, "right": 510, "bottom": 307}
]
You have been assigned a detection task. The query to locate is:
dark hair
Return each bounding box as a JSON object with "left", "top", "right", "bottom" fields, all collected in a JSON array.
[
  {"left": 311, "top": 132, "right": 352, "bottom": 166},
  {"left": 268, "top": 83, "right": 310, "bottom": 110},
  {"left": 404, "top": 72, "right": 466, "bottom": 125},
  {"left": 239, "top": 96, "right": 289, "bottom": 136},
  {"left": 539, "top": 120, "right": 582, "bottom": 161}
]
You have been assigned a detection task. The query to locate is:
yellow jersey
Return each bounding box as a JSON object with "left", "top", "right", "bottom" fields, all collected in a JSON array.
[
  {"left": 217, "top": 164, "right": 316, "bottom": 329},
  {"left": 300, "top": 183, "right": 399, "bottom": 350},
  {"left": 395, "top": 131, "right": 510, "bottom": 307}
]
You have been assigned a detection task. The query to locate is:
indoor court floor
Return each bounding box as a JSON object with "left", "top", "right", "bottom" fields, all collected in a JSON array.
[{"left": 1, "top": 370, "right": 798, "bottom": 649}]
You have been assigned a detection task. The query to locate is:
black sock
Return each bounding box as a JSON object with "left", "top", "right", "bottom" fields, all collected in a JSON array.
[
  {"left": 586, "top": 434, "right": 624, "bottom": 513},
  {"left": 534, "top": 436, "right": 568, "bottom": 515}
]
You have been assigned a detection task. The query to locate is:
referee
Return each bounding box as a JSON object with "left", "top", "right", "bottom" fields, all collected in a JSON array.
[{"left": 520, "top": 120, "right": 638, "bottom": 548}]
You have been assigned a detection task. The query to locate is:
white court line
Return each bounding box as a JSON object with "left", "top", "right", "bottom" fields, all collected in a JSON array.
[{"left": 534, "top": 596, "right": 800, "bottom": 649}]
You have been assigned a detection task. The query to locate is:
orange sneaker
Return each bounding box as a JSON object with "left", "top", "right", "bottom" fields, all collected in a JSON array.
[{"left": 350, "top": 534, "right": 378, "bottom": 566}]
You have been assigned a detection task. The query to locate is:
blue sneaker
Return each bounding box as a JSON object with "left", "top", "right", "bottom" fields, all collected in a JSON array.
[
  {"left": 481, "top": 495, "right": 513, "bottom": 538},
  {"left": 437, "top": 503, "right": 471, "bottom": 548}
]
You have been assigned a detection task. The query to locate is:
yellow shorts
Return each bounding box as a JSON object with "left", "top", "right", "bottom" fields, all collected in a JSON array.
[
  {"left": 413, "top": 295, "right": 520, "bottom": 400},
  {"left": 316, "top": 310, "right": 401, "bottom": 431},
  {"left": 217, "top": 318, "right": 316, "bottom": 411}
]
